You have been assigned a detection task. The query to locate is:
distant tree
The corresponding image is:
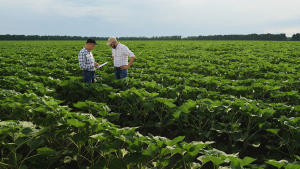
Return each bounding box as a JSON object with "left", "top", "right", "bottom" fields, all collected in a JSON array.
[{"left": 291, "top": 33, "right": 300, "bottom": 41}]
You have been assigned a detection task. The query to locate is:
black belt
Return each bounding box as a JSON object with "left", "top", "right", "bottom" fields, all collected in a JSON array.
[{"left": 114, "top": 67, "right": 121, "bottom": 69}]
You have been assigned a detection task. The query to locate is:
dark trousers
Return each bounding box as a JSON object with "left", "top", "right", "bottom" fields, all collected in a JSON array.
[
  {"left": 114, "top": 68, "right": 128, "bottom": 79},
  {"left": 82, "top": 70, "right": 95, "bottom": 83},
  {"left": 82, "top": 70, "right": 95, "bottom": 98}
]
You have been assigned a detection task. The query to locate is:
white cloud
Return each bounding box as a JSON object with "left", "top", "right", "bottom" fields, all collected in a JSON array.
[
  {"left": 1, "top": 0, "right": 300, "bottom": 36},
  {"left": 3, "top": 0, "right": 300, "bottom": 26},
  {"left": 1, "top": 0, "right": 132, "bottom": 23}
]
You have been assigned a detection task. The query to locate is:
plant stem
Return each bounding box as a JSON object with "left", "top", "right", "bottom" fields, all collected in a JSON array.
[{"left": 13, "top": 147, "right": 17, "bottom": 169}]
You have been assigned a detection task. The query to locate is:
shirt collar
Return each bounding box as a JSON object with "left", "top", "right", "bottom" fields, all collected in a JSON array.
[{"left": 83, "top": 46, "right": 91, "bottom": 52}]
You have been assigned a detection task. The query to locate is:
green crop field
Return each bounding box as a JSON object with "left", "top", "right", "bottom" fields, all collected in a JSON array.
[{"left": 1, "top": 40, "right": 300, "bottom": 169}]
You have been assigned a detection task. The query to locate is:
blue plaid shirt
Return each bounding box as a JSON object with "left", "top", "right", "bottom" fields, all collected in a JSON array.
[{"left": 78, "top": 47, "right": 96, "bottom": 71}]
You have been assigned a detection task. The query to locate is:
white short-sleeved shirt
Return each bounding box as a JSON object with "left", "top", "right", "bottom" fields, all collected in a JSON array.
[{"left": 112, "top": 42, "right": 135, "bottom": 67}]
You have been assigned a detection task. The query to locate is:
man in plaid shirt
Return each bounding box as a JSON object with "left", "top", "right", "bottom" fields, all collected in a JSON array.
[
  {"left": 106, "top": 37, "right": 135, "bottom": 79},
  {"left": 78, "top": 39, "right": 100, "bottom": 83}
]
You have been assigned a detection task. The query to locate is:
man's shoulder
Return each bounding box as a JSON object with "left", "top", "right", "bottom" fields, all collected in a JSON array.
[
  {"left": 117, "top": 43, "right": 129, "bottom": 49},
  {"left": 79, "top": 47, "right": 89, "bottom": 54}
]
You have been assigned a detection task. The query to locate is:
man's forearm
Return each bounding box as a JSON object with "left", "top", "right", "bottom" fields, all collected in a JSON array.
[{"left": 128, "top": 57, "right": 135, "bottom": 67}]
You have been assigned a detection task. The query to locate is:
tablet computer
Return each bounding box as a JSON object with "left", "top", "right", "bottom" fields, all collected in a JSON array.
[{"left": 97, "top": 62, "right": 108, "bottom": 68}]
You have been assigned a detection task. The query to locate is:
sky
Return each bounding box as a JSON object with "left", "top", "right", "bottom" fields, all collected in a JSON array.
[{"left": 0, "top": 0, "right": 300, "bottom": 38}]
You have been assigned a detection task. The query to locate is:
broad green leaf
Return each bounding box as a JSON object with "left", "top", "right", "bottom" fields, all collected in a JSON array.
[
  {"left": 67, "top": 119, "right": 85, "bottom": 128},
  {"left": 240, "top": 157, "right": 256, "bottom": 166},
  {"left": 8, "top": 102, "right": 22, "bottom": 109},
  {"left": 73, "top": 101, "right": 87, "bottom": 110},
  {"left": 123, "top": 152, "right": 143, "bottom": 164},
  {"left": 286, "top": 164, "right": 300, "bottom": 169},
  {"left": 21, "top": 127, "right": 34, "bottom": 135},
  {"left": 72, "top": 132, "right": 89, "bottom": 143},
  {"left": 164, "top": 101, "right": 176, "bottom": 109},
  {"left": 90, "top": 132, "right": 111, "bottom": 141},
  {"left": 210, "top": 156, "right": 225, "bottom": 166},
  {"left": 27, "top": 137, "right": 44, "bottom": 151},
  {"left": 197, "top": 94, "right": 204, "bottom": 99},
  {"left": 202, "top": 98, "right": 213, "bottom": 105},
  {"left": 45, "top": 101, "right": 57, "bottom": 106},
  {"left": 259, "top": 109, "right": 276, "bottom": 121},
  {"left": 34, "top": 127, "right": 48, "bottom": 137},
  {"left": 228, "top": 156, "right": 243, "bottom": 169},
  {"left": 178, "top": 100, "right": 196, "bottom": 114},
  {"left": 160, "top": 147, "right": 171, "bottom": 156},
  {"left": 166, "top": 136, "right": 185, "bottom": 146},
  {"left": 115, "top": 135, "right": 135, "bottom": 143},
  {"left": 230, "top": 162, "right": 243, "bottom": 169},
  {"left": 143, "top": 145, "right": 159, "bottom": 158},
  {"left": 21, "top": 94, "right": 32, "bottom": 103},
  {"left": 182, "top": 146, "right": 200, "bottom": 162},
  {"left": 143, "top": 102, "right": 155, "bottom": 111},
  {"left": 201, "top": 156, "right": 212, "bottom": 166},
  {"left": 266, "top": 159, "right": 287, "bottom": 168},
  {"left": 33, "top": 107, "right": 46, "bottom": 112},
  {"left": 178, "top": 104, "right": 189, "bottom": 114},
  {"left": 15, "top": 137, "right": 26, "bottom": 146},
  {"left": 37, "top": 147, "right": 56, "bottom": 155},
  {"left": 266, "top": 129, "right": 279, "bottom": 135},
  {"left": 258, "top": 121, "right": 271, "bottom": 129},
  {"left": 0, "top": 128, "right": 9, "bottom": 135},
  {"left": 172, "top": 110, "right": 181, "bottom": 119}
]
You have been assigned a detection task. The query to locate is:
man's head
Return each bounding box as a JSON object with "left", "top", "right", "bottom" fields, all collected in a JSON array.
[
  {"left": 85, "top": 38, "right": 98, "bottom": 50},
  {"left": 106, "top": 37, "right": 118, "bottom": 49}
]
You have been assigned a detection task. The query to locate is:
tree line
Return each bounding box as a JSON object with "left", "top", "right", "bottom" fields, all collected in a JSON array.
[
  {"left": 0, "top": 34, "right": 299, "bottom": 41},
  {"left": 0, "top": 35, "right": 182, "bottom": 41},
  {"left": 184, "top": 33, "right": 290, "bottom": 41}
]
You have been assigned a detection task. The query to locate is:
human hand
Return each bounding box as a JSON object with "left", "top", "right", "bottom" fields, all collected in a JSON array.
[
  {"left": 94, "top": 62, "right": 99, "bottom": 67},
  {"left": 120, "top": 65, "right": 129, "bottom": 70}
]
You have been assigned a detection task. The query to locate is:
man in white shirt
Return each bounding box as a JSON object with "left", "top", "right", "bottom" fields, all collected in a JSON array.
[{"left": 106, "top": 37, "right": 135, "bottom": 79}]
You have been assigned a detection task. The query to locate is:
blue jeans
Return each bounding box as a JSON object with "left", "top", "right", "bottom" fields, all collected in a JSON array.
[
  {"left": 114, "top": 68, "right": 128, "bottom": 79},
  {"left": 82, "top": 70, "right": 95, "bottom": 83}
]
